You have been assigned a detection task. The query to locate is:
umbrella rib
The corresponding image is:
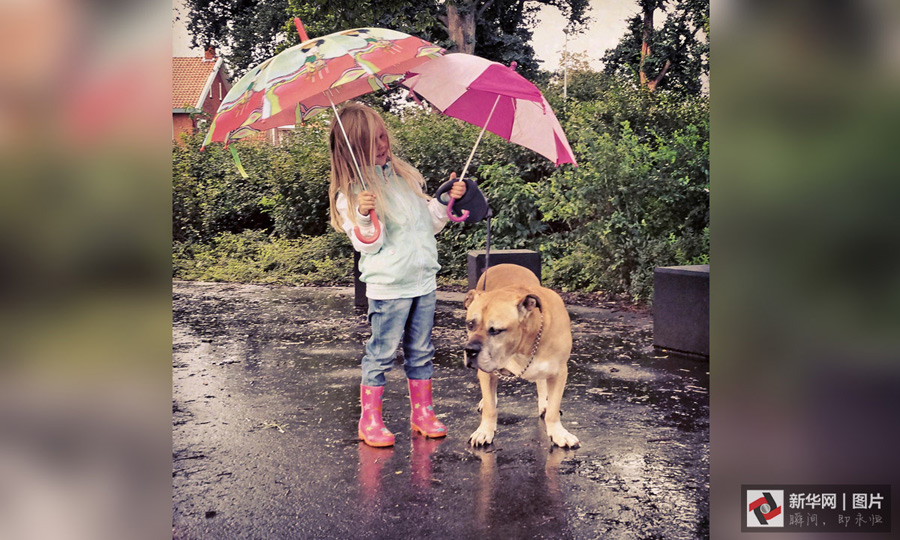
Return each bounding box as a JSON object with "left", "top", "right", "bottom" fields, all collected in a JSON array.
[{"left": 459, "top": 94, "right": 501, "bottom": 182}]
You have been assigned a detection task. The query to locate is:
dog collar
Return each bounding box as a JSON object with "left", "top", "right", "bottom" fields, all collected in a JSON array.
[{"left": 499, "top": 312, "right": 543, "bottom": 381}]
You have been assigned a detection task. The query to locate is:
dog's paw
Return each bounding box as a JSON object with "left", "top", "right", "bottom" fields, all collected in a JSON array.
[
  {"left": 548, "top": 426, "right": 580, "bottom": 449},
  {"left": 468, "top": 426, "right": 495, "bottom": 447}
]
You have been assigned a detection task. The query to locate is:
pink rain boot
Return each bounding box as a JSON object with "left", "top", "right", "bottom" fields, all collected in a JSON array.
[
  {"left": 408, "top": 379, "right": 447, "bottom": 438},
  {"left": 359, "top": 385, "right": 394, "bottom": 447}
]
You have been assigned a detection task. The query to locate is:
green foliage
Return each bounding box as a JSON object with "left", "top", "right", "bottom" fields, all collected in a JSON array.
[
  {"left": 602, "top": 0, "right": 709, "bottom": 96},
  {"left": 285, "top": 0, "right": 445, "bottom": 51},
  {"left": 183, "top": 0, "right": 587, "bottom": 78},
  {"left": 172, "top": 121, "right": 332, "bottom": 243},
  {"left": 185, "top": 0, "right": 291, "bottom": 78},
  {"left": 557, "top": 73, "right": 709, "bottom": 142},
  {"left": 434, "top": 163, "right": 547, "bottom": 279},
  {"left": 265, "top": 120, "right": 332, "bottom": 237},
  {"left": 173, "top": 71, "right": 708, "bottom": 305},
  {"left": 385, "top": 109, "right": 477, "bottom": 194},
  {"left": 172, "top": 134, "right": 275, "bottom": 243},
  {"left": 174, "top": 230, "right": 353, "bottom": 285},
  {"left": 539, "top": 89, "right": 709, "bottom": 301}
]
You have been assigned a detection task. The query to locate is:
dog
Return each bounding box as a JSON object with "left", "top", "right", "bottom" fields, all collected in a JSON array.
[{"left": 463, "top": 264, "right": 580, "bottom": 448}]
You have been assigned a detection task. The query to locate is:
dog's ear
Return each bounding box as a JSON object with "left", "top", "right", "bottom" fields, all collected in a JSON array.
[
  {"left": 464, "top": 289, "right": 481, "bottom": 309},
  {"left": 517, "top": 294, "right": 541, "bottom": 319}
]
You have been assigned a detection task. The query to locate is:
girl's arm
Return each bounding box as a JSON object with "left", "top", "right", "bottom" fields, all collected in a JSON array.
[
  {"left": 335, "top": 191, "right": 384, "bottom": 253},
  {"left": 427, "top": 197, "right": 451, "bottom": 234}
]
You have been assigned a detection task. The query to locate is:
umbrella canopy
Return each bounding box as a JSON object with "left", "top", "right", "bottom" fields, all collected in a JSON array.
[
  {"left": 201, "top": 25, "right": 444, "bottom": 244},
  {"left": 402, "top": 53, "right": 576, "bottom": 167},
  {"left": 203, "top": 27, "right": 443, "bottom": 148}
]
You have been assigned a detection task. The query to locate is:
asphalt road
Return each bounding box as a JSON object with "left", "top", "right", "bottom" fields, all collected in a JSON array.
[{"left": 173, "top": 281, "right": 709, "bottom": 539}]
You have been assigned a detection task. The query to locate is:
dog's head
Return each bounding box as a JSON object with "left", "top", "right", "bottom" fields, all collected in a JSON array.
[{"left": 463, "top": 287, "right": 542, "bottom": 373}]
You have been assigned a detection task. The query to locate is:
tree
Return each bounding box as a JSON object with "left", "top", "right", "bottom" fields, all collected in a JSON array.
[
  {"left": 185, "top": 0, "right": 292, "bottom": 80},
  {"left": 183, "top": 0, "right": 589, "bottom": 78},
  {"left": 602, "top": 0, "right": 709, "bottom": 95},
  {"left": 444, "top": 0, "right": 588, "bottom": 75}
]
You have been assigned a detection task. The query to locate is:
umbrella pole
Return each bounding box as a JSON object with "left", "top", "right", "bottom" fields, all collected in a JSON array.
[
  {"left": 326, "top": 92, "right": 381, "bottom": 244},
  {"left": 327, "top": 92, "right": 368, "bottom": 191},
  {"left": 458, "top": 95, "right": 501, "bottom": 182},
  {"left": 471, "top": 97, "right": 500, "bottom": 287},
  {"left": 446, "top": 94, "right": 500, "bottom": 222}
]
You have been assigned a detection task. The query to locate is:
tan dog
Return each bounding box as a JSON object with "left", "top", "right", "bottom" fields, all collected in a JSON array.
[{"left": 463, "top": 264, "right": 580, "bottom": 448}]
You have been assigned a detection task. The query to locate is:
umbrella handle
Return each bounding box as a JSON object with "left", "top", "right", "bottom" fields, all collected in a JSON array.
[
  {"left": 446, "top": 198, "right": 469, "bottom": 222},
  {"left": 353, "top": 210, "right": 381, "bottom": 244}
]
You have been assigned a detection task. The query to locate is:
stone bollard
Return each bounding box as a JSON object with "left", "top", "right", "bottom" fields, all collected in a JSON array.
[{"left": 653, "top": 265, "right": 709, "bottom": 358}]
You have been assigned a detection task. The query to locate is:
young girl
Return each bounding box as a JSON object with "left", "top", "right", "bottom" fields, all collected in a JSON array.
[{"left": 328, "top": 102, "right": 466, "bottom": 448}]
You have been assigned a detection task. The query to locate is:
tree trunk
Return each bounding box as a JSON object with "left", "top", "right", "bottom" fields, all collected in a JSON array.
[
  {"left": 647, "top": 60, "right": 672, "bottom": 92},
  {"left": 639, "top": 4, "right": 654, "bottom": 88},
  {"left": 446, "top": 1, "right": 476, "bottom": 54}
]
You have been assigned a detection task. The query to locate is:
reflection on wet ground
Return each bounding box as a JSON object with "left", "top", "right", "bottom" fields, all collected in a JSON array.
[{"left": 173, "top": 281, "right": 709, "bottom": 539}]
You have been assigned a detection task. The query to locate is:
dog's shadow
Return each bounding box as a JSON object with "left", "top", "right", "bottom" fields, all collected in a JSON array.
[{"left": 468, "top": 419, "right": 577, "bottom": 535}]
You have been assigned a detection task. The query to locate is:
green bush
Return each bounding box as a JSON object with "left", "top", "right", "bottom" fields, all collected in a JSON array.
[
  {"left": 172, "top": 121, "right": 333, "bottom": 243},
  {"left": 265, "top": 121, "right": 332, "bottom": 238},
  {"left": 173, "top": 230, "right": 353, "bottom": 285},
  {"left": 173, "top": 72, "right": 709, "bottom": 304},
  {"left": 172, "top": 135, "right": 275, "bottom": 243},
  {"left": 434, "top": 163, "right": 547, "bottom": 280},
  {"left": 539, "top": 111, "right": 709, "bottom": 301}
]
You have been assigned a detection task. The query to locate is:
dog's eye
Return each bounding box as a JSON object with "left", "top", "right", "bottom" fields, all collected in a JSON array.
[
  {"left": 466, "top": 320, "right": 476, "bottom": 331},
  {"left": 488, "top": 327, "right": 505, "bottom": 336}
]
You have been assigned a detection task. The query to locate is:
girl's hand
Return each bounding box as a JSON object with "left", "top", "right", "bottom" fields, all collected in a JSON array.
[
  {"left": 357, "top": 191, "right": 376, "bottom": 215},
  {"left": 448, "top": 172, "right": 466, "bottom": 199}
]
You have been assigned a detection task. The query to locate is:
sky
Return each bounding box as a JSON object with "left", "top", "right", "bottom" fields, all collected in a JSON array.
[
  {"left": 530, "top": 0, "right": 637, "bottom": 71},
  {"left": 172, "top": 0, "right": 636, "bottom": 71}
]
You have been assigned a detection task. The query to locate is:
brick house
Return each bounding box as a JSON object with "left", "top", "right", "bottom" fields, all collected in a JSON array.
[{"left": 172, "top": 48, "right": 231, "bottom": 141}]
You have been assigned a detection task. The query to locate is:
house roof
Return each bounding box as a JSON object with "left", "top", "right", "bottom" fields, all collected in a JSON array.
[{"left": 173, "top": 57, "right": 224, "bottom": 110}]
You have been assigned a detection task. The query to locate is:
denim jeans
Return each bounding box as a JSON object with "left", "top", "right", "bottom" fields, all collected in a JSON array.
[{"left": 361, "top": 292, "right": 436, "bottom": 386}]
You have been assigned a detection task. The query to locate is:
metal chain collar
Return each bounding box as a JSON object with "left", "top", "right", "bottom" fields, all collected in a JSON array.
[{"left": 499, "top": 311, "right": 543, "bottom": 382}]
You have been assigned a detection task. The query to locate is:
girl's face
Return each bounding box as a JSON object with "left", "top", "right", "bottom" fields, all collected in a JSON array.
[{"left": 374, "top": 127, "right": 390, "bottom": 166}]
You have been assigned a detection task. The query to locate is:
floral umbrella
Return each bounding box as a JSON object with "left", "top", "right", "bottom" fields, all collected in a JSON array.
[
  {"left": 202, "top": 24, "right": 444, "bottom": 243},
  {"left": 203, "top": 26, "right": 443, "bottom": 147}
]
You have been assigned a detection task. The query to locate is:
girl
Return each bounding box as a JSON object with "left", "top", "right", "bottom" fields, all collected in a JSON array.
[{"left": 328, "top": 102, "right": 466, "bottom": 448}]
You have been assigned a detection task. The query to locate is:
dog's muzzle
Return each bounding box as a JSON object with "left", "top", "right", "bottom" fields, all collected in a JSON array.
[{"left": 464, "top": 341, "right": 482, "bottom": 369}]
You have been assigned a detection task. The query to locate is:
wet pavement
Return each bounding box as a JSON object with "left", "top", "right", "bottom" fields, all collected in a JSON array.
[{"left": 172, "top": 281, "right": 709, "bottom": 539}]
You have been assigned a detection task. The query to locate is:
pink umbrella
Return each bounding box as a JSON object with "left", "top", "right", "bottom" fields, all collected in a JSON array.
[{"left": 402, "top": 53, "right": 576, "bottom": 221}]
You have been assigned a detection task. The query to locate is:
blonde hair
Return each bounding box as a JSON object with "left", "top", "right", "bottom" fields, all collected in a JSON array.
[{"left": 328, "top": 102, "right": 429, "bottom": 232}]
